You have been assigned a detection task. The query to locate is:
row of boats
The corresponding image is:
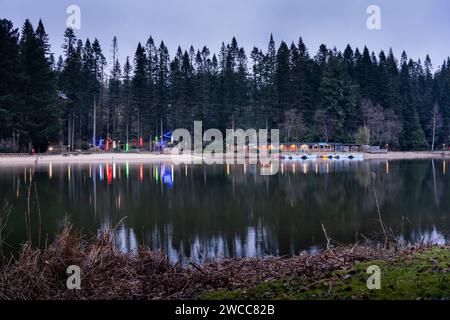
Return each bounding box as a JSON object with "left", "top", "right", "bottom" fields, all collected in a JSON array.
[{"left": 279, "top": 153, "right": 364, "bottom": 160}]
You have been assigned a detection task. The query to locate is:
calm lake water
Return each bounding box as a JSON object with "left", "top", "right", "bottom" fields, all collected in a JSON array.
[{"left": 0, "top": 159, "right": 449, "bottom": 262}]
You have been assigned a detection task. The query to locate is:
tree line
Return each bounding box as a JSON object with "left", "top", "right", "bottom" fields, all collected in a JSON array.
[{"left": 1, "top": 18, "right": 450, "bottom": 152}]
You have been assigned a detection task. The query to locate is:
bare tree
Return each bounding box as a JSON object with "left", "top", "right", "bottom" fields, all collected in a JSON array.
[
  {"left": 314, "top": 109, "right": 331, "bottom": 142},
  {"left": 358, "top": 99, "right": 403, "bottom": 147},
  {"left": 381, "top": 110, "right": 403, "bottom": 147},
  {"left": 428, "top": 103, "right": 443, "bottom": 151},
  {"left": 282, "top": 109, "right": 305, "bottom": 142},
  {"left": 354, "top": 126, "right": 371, "bottom": 145},
  {"left": 361, "top": 99, "right": 384, "bottom": 145}
]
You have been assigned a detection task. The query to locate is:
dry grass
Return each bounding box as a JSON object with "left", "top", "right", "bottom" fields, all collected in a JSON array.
[{"left": 0, "top": 225, "right": 442, "bottom": 300}]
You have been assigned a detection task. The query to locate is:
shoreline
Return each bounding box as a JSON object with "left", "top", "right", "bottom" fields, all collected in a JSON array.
[
  {"left": 0, "top": 152, "right": 201, "bottom": 165},
  {"left": 363, "top": 151, "right": 450, "bottom": 160},
  {"left": 0, "top": 151, "right": 450, "bottom": 165}
]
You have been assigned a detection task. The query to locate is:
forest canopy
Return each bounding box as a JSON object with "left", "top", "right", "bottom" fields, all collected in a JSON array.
[{"left": 1, "top": 18, "right": 450, "bottom": 152}]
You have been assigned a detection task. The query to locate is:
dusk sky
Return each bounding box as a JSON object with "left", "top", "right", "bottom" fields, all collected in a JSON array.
[{"left": 1, "top": 0, "right": 449, "bottom": 70}]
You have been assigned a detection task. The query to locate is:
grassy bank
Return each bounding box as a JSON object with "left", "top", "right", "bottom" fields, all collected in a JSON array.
[
  {"left": 0, "top": 227, "right": 448, "bottom": 300},
  {"left": 200, "top": 247, "right": 450, "bottom": 300}
]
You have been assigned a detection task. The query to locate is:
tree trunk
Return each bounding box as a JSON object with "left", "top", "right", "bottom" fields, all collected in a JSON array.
[
  {"left": 431, "top": 104, "right": 437, "bottom": 151},
  {"left": 92, "top": 97, "right": 96, "bottom": 148},
  {"left": 68, "top": 114, "right": 71, "bottom": 151},
  {"left": 71, "top": 112, "right": 75, "bottom": 151},
  {"left": 59, "top": 117, "right": 63, "bottom": 148}
]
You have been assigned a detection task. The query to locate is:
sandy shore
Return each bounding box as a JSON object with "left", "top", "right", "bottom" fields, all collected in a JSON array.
[
  {"left": 363, "top": 151, "right": 450, "bottom": 160},
  {"left": 0, "top": 152, "right": 202, "bottom": 165},
  {"left": 1, "top": 151, "right": 450, "bottom": 165}
]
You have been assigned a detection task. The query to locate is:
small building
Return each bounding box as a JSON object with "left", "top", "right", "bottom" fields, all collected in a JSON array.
[
  {"left": 362, "top": 145, "right": 388, "bottom": 154},
  {"left": 57, "top": 91, "right": 68, "bottom": 102}
]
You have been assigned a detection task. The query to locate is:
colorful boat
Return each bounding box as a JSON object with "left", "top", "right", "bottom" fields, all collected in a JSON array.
[
  {"left": 280, "top": 152, "right": 363, "bottom": 160},
  {"left": 320, "top": 153, "right": 363, "bottom": 160},
  {"left": 346, "top": 153, "right": 364, "bottom": 159}
]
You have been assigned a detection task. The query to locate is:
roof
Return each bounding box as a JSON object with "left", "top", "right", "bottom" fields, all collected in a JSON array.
[{"left": 57, "top": 91, "right": 68, "bottom": 100}]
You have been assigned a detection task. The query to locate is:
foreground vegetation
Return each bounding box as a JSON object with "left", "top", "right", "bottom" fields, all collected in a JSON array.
[{"left": 0, "top": 226, "right": 448, "bottom": 300}]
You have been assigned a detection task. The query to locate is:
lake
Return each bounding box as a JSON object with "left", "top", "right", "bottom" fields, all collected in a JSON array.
[{"left": 0, "top": 159, "right": 449, "bottom": 262}]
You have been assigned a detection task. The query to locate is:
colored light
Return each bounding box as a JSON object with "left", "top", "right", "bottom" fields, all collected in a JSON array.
[{"left": 107, "top": 163, "right": 113, "bottom": 184}]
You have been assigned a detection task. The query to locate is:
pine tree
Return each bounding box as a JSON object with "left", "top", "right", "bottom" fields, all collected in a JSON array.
[
  {"left": 156, "top": 41, "right": 170, "bottom": 136},
  {"left": 310, "top": 44, "right": 329, "bottom": 108},
  {"left": 80, "top": 39, "right": 97, "bottom": 145},
  {"left": 374, "top": 50, "right": 390, "bottom": 108},
  {"left": 0, "top": 19, "right": 20, "bottom": 145},
  {"left": 235, "top": 47, "right": 249, "bottom": 127},
  {"left": 60, "top": 28, "right": 82, "bottom": 150},
  {"left": 355, "top": 46, "right": 374, "bottom": 98},
  {"left": 18, "top": 19, "right": 56, "bottom": 152},
  {"left": 275, "top": 41, "right": 291, "bottom": 117},
  {"left": 262, "top": 34, "right": 277, "bottom": 127},
  {"left": 436, "top": 60, "right": 450, "bottom": 145},
  {"left": 399, "top": 51, "right": 427, "bottom": 150},
  {"left": 317, "top": 53, "right": 359, "bottom": 141},
  {"left": 91, "top": 39, "right": 105, "bottom": 142},
  {"left": 385, "top": 49, "right": 401, "bottom": 112},
  {"left": 122, "top": 56, "right": 132, "bottom": 149},
  {"left": 291, "top": 38, "right": 312, "bottom": 128},
  {"left": 145, "top": 36, "right": 158, "bottom": 133},
  {"left": 343, "top": 44, "right": 355, "bottom": 77},
  {"left": 108, "top": 36, "right": 121, "bottom": 140},
  {"left": 250, "top": 47, "right": 265, "bottom": 127},
  {"left": 132, "top": 43, "right": 147, "bottom": 144}
]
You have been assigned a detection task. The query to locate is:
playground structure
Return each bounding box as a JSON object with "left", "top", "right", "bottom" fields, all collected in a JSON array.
[{"left": 92, "top": 130, "right": 175, "bottom": 153}]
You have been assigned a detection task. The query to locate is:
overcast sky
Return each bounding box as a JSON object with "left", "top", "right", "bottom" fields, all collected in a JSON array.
[{"left": 1, "top": 0, "right": 449, "bottom": 70}]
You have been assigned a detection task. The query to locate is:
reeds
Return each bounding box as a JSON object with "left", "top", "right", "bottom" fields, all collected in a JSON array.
[
  {"left": 0, "top": 200, "right": 11, "bottom": 263},
  {"left": 0, "top": 224, "right": 408, "bottom": 300}
]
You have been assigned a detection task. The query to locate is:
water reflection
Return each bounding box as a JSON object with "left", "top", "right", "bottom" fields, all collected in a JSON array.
[{"left": 0, "top": 159, "right": 449, "bottom": 262}]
